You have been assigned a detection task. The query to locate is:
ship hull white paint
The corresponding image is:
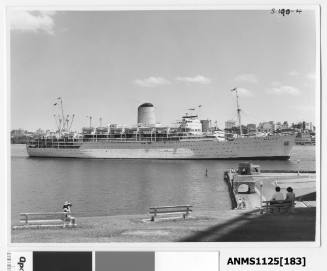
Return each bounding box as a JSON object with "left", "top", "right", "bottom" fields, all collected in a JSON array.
[{"left": 26, "top": 135, "right": 294, "bottom": 160}]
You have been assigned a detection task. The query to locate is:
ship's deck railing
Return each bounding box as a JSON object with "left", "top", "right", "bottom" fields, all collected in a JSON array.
[{"left": 26, "top": 135, "right": 218, "bottom": 148}]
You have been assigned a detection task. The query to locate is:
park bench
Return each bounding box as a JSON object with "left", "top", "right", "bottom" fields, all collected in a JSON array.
[
  {"left": 262, "top": 200, "right": 293, "bottom": 214},
  {"left": 13, "top": 212, "right": 76, "bottom": 229},
  {"left": 149, "top": 205, "right": 192, "bottom": 221}
]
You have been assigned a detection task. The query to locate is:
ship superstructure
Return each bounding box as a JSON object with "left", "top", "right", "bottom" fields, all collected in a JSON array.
[{"left": 26, "top": 92, "right": 295, "bottom": 159}]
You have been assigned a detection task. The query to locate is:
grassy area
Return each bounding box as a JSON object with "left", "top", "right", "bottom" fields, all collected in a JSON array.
[{"left": 12, "top": 207, "right": 316, "bottom": 243}]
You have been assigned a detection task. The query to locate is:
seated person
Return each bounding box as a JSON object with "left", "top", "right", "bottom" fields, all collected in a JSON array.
[
  {"left": 270, "top": 186, "right": 284, "bottom": 203},
  {"left": 63, "top": 201, "right": 72, "bottom": 219},
  {"left": 63, "top": 201, "right": 72, "bottom": 213},
  {"left": 237, "top": 197, "right": 246, "bottom": 209},
  {"left": 285, "top": 187, "right": 296, "bottom": 206}
]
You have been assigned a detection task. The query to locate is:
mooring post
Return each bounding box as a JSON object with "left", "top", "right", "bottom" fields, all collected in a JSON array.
[{"left": 297, "top": 159, "right": 300, "bottom": 176}]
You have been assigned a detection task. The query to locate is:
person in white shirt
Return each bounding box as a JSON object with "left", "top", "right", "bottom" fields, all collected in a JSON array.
[{"left": 271, "top": 186, "right": 284, "bottom": 201}]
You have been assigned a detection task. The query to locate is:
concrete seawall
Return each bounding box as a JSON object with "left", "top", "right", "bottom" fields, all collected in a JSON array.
[
  {"left": 261, "top": 169, "right": 315, "bottom": 174},
  {"left": 223, "top": 169, "right": 316, "bottom": 211},
  {"left": 224, "top": 172, "right": 238, "bottom": 209}
]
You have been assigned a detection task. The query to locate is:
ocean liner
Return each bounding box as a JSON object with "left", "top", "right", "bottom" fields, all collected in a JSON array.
[{"left": 26, "top": 90, "right": 294, "bottom": 159}]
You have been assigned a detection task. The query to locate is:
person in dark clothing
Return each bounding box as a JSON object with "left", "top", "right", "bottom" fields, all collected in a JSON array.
[
  {"left": 285, "top": 187, "right": 296, "bottom": 208},
  {"left": 63, "top": 201, "right": 72, "bottom": 213}
]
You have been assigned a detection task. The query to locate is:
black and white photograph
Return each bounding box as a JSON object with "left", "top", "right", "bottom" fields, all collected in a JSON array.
[{"left": 9, "top": 7, "right": 319, "bottom": 243}]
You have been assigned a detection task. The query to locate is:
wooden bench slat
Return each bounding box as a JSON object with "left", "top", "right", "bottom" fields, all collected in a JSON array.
[
  {"left": 150, "top": 212, "right": 190, "bottom": 216},
  {"left": 150, "top": 209, "right": 192, "bottom": 214},
  {"left": 20, "top": 212, "right": 68, "bottom": 215},
  {"left": 149, "top": 205, "right": 192, "bottom": 209},
  {"left": 21, "top": 216, "right": 67, "bottom": 220},
  {"left": 20, "top": 219, "right": 64, "bottom": 224},
  {"left": 149, "top": 212, "right": 192, "bottom": 215}
]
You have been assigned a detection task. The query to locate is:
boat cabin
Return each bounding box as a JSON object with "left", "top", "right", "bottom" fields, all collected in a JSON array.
[{"left": 238, "top": 162, "right": 261, "bottom": 175}]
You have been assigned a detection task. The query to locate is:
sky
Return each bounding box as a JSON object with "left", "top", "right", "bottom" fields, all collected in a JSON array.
[{"left": 9, "top": 9, "right": 317, "bottom": 131}]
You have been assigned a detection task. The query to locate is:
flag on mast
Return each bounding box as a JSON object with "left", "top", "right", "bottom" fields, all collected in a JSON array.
[{"left": 231, "top": 87, "right": 237, "bottom": 92}]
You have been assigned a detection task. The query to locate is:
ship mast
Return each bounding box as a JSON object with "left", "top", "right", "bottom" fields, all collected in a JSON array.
[
  {"left": 53, "top": 114, "right": 60, "bottom": 131},
  {"left": 86, "top": 116, "right": 93, "bottom": 128},
  {"left": 69, "top": 114, "right": 75, "bottom": 131},
  {"left": 231, "top": 88, "right": 243, "bottom": 136},
  {"left": 56, "top": 97, "right": 65, "bottom": 133},
  {"left": 65, "top": 115, "right": 70, "bottom": 131}
]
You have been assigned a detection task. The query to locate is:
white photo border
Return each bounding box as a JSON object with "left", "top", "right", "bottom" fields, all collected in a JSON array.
[{"left": 2, "top": 0, "right": 325, "bottom": 259}]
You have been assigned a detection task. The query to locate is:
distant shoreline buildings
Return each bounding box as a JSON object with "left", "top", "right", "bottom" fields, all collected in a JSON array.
[{"left": 223, "top": 120, "right": 315, "bottom": 145}]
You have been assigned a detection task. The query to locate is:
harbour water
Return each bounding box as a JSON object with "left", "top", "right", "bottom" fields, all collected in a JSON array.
[{"left": 11, "top": 144, "right": 316, "bottom": 223}]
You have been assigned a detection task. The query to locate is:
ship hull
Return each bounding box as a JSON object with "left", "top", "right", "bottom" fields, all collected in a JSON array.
[{"left": 26, "top": 135, "right": 294, "bottom": 160}]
